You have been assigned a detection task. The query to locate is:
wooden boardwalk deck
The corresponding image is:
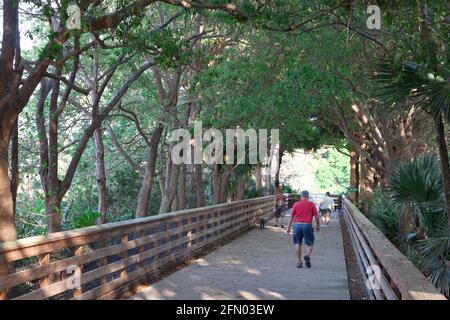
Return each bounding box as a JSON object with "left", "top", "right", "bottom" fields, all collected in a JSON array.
[{"left": 130, "top": 212, "right": 350, "bottom": 300}]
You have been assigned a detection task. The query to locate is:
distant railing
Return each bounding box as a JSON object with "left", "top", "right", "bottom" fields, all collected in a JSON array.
[
  {"left": 0, "top": 196, "right": 273, "bottom": 300},
  {"left": 343, "top": 198, "right": 446, "bottom": 300}
]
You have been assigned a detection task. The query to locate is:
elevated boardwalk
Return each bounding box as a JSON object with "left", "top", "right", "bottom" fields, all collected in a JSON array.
[
  {"left": 131, "top": 212, "right": 350, "bottom": 300},
  {"left": 0, "top": 196, "right": 445, "bottom": 300}
]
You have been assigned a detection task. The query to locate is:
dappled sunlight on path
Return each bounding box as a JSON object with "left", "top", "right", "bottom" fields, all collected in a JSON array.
[{"left": 130, "top": 212, "right": 349, "bottom": 300}]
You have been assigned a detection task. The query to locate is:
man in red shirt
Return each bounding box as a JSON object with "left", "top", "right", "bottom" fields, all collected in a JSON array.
[{"left": 287, "top": 190, "right": 320, "bottom": 268}]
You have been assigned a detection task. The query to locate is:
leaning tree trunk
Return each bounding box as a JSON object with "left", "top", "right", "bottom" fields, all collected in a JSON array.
[
  {"left": 160, "top": 162, "right": 181, "bottom": 213},
  {"left": 136, "top": 126, "right": 163, "bottom": 218},
  {"left": 435, "top": 115, "right": 450, "bottom": 232},
  {"left": 94, "top": 128, "right": 108, "bottom": 224}
]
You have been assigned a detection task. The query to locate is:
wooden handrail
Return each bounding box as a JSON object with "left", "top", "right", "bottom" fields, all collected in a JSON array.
[
  {"left": 0, "top": 196, "right": 274, "bottom": 300},
  {"left": 343, "top": 198, "right": 446, "bottom": 300}
]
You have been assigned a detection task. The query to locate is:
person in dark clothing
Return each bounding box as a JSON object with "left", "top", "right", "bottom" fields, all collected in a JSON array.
[{"left": 274, "top": 190, "right": 286, "bottom": 228}]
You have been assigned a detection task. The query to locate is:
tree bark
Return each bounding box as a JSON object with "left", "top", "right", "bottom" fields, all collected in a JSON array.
[
  {"left": 193, "top": 163, "right": 205, "bottom": 207},
  {"left": 219, "top": 165, "right": 234, "bottom": 203},
  {"left": 349, "top": 149, "right": 360, "bottom": 205},
  {"left": 0, "top": 134, "right": 16, "bottom": 241},
  {"left": 237, "top": 174, "right": 248, "bottom": 200},
  {"left": 160, "top": 159, "right": 181, "bottom": 213},
  {"left": 94, "top": 128, "right": 108, "bottom": 223},
  {"left": 136, "top": 125, "right": 163, "bottom": 217},
  {"left": 274, "top": 147, "right": 284, "bottom": 192},
  {"left": 212, "top": 164, "right": 221, "bottom": 204},
  {"left": 177, "top": 164, "right": 186, "bottom": 210},
  {"left": 46, "top": 71, "right": 63, "bottom": 233},
  {"left": 359, "top": 156, "right": 376, "bottom": 213},
  {"left": 265, "top": 174, "right": 272, "bottom": 196},
  {"left": 255, "top": 163, "right": 262, "bottom": 196},
  {"left": 9, "top": 120, "right": 19, "bottom": 216},
  {"left": 435, "top": 115, "right": 450, "bottom": 232}
]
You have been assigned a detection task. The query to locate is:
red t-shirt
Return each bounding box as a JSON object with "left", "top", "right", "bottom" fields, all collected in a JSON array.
[
  {"left": 275, "top": 192, "right": 285, "bottom": 204},
  {"left": 291, "top": 199, "right": 318, "bottom": 223}
]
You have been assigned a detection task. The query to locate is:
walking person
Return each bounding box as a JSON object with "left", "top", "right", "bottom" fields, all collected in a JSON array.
[
  {"left": 319, "top": 192, "right": 334, "bottom": 228},
  {"left": 287, "top": 190, "right": 320, "bottom": 268},
  {"left": 337, "top": 194, "right": 343, "bottom": 216},
  {"left": 274, "top": 190, "right": 286, "bottom": 228}
]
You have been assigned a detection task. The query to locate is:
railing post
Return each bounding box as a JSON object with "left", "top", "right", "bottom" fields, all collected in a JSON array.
[
  {"left": 0, "top": 263, "right": 8, "bottom": 300},
  {"left": 39, "top": 252, "right": 50, "bottom": 288},
  {"left": 120, "top": 234, "right": 128, "bottom": 278},
  {"left": 73, "top": 246, "right": 83, "bottom": 297},
  {"left": 99, "top": 238, "right": 108, "bottom": 285},
  {"left": 138, "top": 230, "right": 145, "bottom": 269}
]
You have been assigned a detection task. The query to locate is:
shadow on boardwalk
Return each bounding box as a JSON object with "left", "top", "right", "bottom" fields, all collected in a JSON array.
[{"left": 130, "top": 213, "right": 350, "bottom": 300}]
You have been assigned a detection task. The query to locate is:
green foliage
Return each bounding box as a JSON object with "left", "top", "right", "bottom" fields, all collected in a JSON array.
[
  {"left": 280, "top": 183, "right": 297, "bottom": 194},
  {"left": 373, "top": 60, "right": 450, "bottom": 120},
  {"left": 369, "top": 190, "right": 400, "bottom": 245},
  {"left": 390, "top": 154, "right": 448, "bottom": 238},
  {"left": 73, "top": 211, "right": 101, "bottom": 229},
  {"left": 314, "top": 147, "right": 350, "bottom": 194},
  {"left": 370, "top": 155, "right": 449, "bottom": 297}
]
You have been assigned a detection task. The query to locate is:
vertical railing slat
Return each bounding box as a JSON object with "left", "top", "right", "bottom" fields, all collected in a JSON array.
[
  {"left": 39, "top": 253, "right": 50, "bottom": 289},
  {"left": 0, "top": 263, "right": 8, "bottom": 300},
  {"left": 73, "top": 245, "right": 83, "bottom": 297}
]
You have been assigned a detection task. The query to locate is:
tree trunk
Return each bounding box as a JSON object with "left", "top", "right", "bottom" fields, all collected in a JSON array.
[
  {"left": 45, "top": 192, "right": 62, "bottom": 233},
  {"left": 46, "top": 75, "right": 62, "bottom": 233},
  {"left": 349, "top": 149, "right": 360, "bottom": 204},
  {"left": 274, "top": 148, "right": 284, "bottom": 192},
  {"left": 219, "top": 165, "right": 234, "bottom": 203},
  {"left": 212, "top": 164, "right": 221, "bottom": 204},
  {"left": 0, "top": 135, "right": 16, "bottom": 241},
  {"left": 94, "top": 128, "right": 108, "bottom": 224},
  {"left": 237, "top": 175, "right": 248, "bottom": 200},
  {"left": 9, "top": 120, "right": 19, "bottom": 216},
  {"left": 160, "top": 162, "right": 181, "bottom": 213},
  {"left": 177, "top": 164, "right": 186, "bottom": 210},
  {"left": 171, "top": 189, "right": 178, "bottom": 212},
  {"left": 136, "top": 125, "right": 163, "bottom": 218},
  {"left": 193, "top": 163, "right": 205, "bottom": 207},
  {"left": 0, "top": 0, "right": 20, "bottom": 242},
  {"left": 265, "top": 174, "right": 271, "bottom": 196},
  {"left": 435, "top": 115, "right": 450, "bottom": 232},
  {"left": 359, "top": 156, "right": 376, "bottom": 214},
  {"left": 255, "top": 163, "right": 262, "bottom": 196}
]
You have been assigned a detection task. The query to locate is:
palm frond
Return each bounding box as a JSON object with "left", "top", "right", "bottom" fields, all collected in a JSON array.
[{"left": 373, "top": 60, "right": 450, "bottom": 120}]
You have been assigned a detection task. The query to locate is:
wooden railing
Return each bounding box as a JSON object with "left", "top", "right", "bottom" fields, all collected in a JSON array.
[
  {"left": 343, "top": 198, "right": 446, "bottom": 300},
  {"left": 0, "top": 196, "right": 273, "bottom": 300}
]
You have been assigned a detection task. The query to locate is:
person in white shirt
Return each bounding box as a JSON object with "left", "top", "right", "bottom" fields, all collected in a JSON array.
[{"left": 319, "top": 192, "right": 334, "bottom": 228}]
